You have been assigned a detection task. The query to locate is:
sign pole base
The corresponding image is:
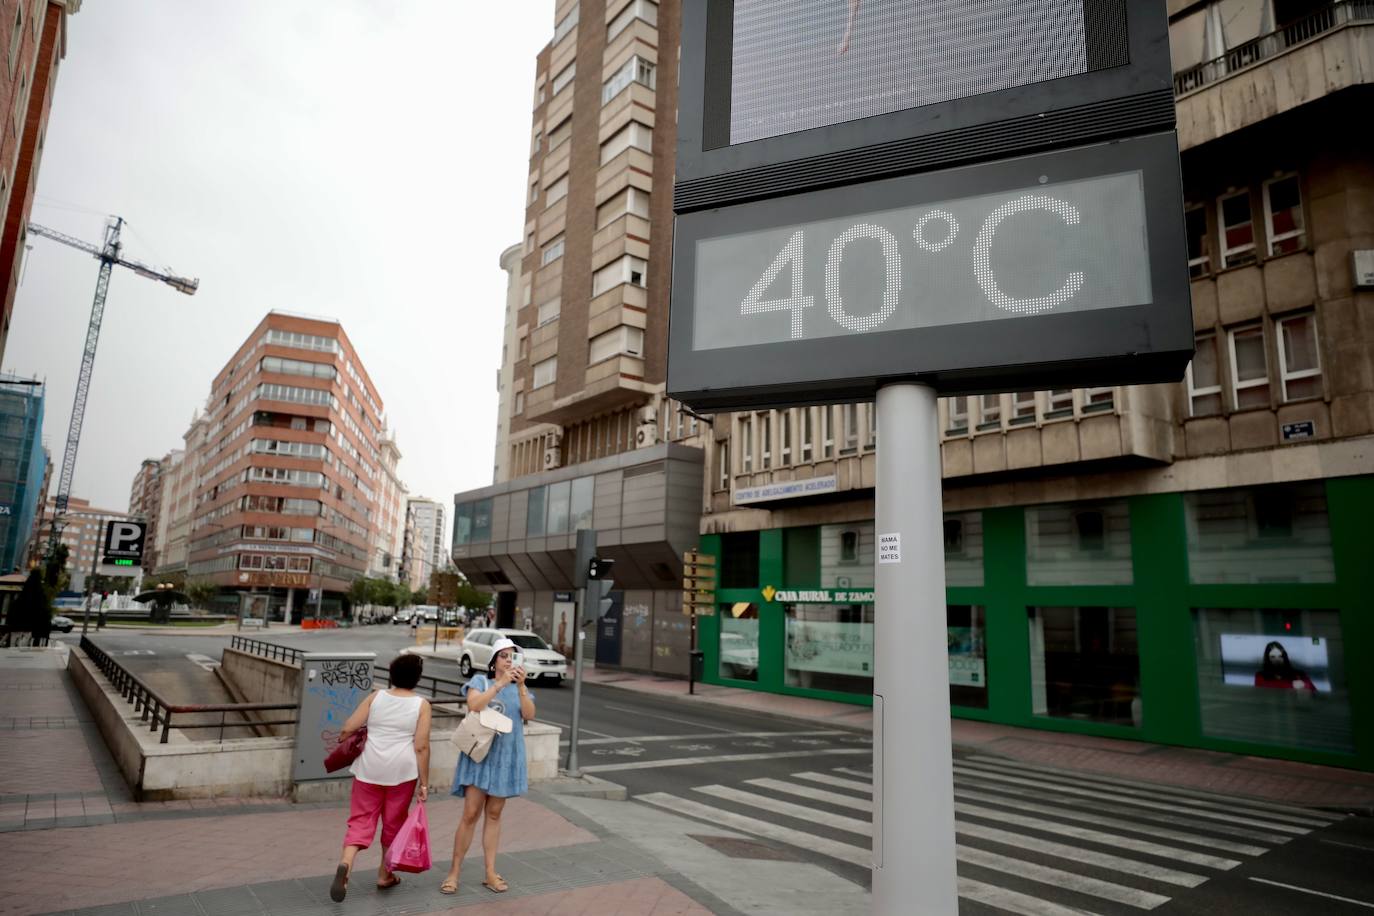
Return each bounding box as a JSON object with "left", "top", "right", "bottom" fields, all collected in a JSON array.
[{"left": 872, "top": 382, "right": 958, "bottom": 914}]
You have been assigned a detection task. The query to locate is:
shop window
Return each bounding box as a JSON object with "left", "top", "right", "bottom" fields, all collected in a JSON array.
[
  {"left": 1026, "top": 501, "right": 1132, "bottom": 586},
  {"left": 1184, "top": 482, "right": 1334, "bottom": 584},
  {"left": 1218, "top": 190, "right": 1256, "bottom": 268},
  {"left": 719, "top": 603, "right": 759, "bottom": 682},
  {"left": 1276, "top": 311, "right": 1321, "bottom": 402},
  {"left": 1263, "top": 173, "right": 1305, "bottom": 256},
  {"left": 1029, "top": 606, "right": 1140, "bottom": 727},
  {"left": 1188, "top": 332, "right": 1223, "bottom": 416},
  {"left": 785, "top": 601, "right": 874, "bottom": 694},
  {"left": 1185, "top": 205, "right": 1211, "bottom": 278},
  {"left": 944, "top": 511, "right": 984, "bottom": 587},
  {"left": 1228, "top": 322, "right": 1269, "bottom": 409},
  {"left": 719, "top": 531, "right": 759, "bottom": 589},
  {"left": 948, "top": 605, "right": 988, "bottom": 709},
  {"left": 783, "top": 526, "right": 821, "bottom": 588},
  {"left": 821, "top": 522, "right": 874, "bottom": 588},
  {"left": 526, "top": 486, "right": 546, "bottom": 537},
  {"left": 1192, "top": 607, "right": 1351, "bottom": 753}
]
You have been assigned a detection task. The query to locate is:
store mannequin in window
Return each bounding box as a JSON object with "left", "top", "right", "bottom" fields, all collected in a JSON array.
[{"left": 1254, "top": 641, "right": 1316, "bottom": 691}]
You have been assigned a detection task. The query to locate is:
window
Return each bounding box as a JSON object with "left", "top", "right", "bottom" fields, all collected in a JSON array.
[
  {"left": 546, "top": 480, "right": 571, "bottom": 534},
  {"left": 548, "top": 116, "right": 572, "bottom": 150},
  {"left": 1228, "top": 323, "right": 1269, "bottom": 409},
  {"left": 553, "top": 5, "right": 579, "bottom": 43},
  {"left": 720, "top": 603, "right": 759, "bottom": 681},
  {"left": 1012, "top": 391, "right": 1037, "bottom": 423},
  {"left": 948, "top": 605, "right": 988, "bottom": 708},
  {"left": 1026, "top": 500, "right": 1133, "bottom": 586},
  {"left": 551, "top": 61, "right": 576, "bottom": 96},
  {"left": 760, "top": 412, "right": 772, "bottom": 469},
  {"left": 1187, "top": 332, "right": 1223, "bottom": 416},
  {"left": 977, "top": 394, "right": 1001, "bottom": 429},
  {"left": 588, "top": 325, "right": 644, "bottom": 363},
  {"left": 866, "top": 402, "right": 876, "bottom": 447},
  {"left": 1185, "top": 205, "right": 1210, "bottom": 278},
  {"left": 946, "top": 396, "right": 968, "bottom": 433},
  {"left": 608, "top": 0, "right": 657, "bottom": 40},
  {"left": 841, "top": 404, "right": 858, "bottom": 451},
  {"left": 602, "top": 55, "right": 654, "bottom": 104},
  {"left": 1048, "top": 389, "right": 1074, "bottom": 415},
  {"left": 780, "top": 410, "right": 792, "bottom": 464},
  {"left": 544, "top": 175, "right": 568, "bottom": 206},
  {"left": 740, "top": 414, "right": 753, "bottom": 472},
  {"left": 716, "top": 440, "right": 730, "bottom": 489},
  {"left": 821, "top": 406, "right": 833, "bottom": 457},
  {"left": 1185, "top": 483, "right": 1334, "bottom": 584},
  {"left": 599, "top": 120, "right": 652, "bottom": 164},
  {"left": 800, "top": 408, "right": 813, "bottom": 462},
  {"left": 540, "top": 235, "right": 565, "bottom": 266},
  {"left": 1264, "top": 174, "right": 1305, "bottom": 255},
  {"left": 525, "top": 486, "right": 546, "bottom": 536},
  {"left": 1084, "top": 387, "right": 1114, "bottom": 410},
  {"left": 533, "top": 356, "right": 557, "bottom": 389},
  {"left": 1029, "top": 607, "right": 1140, "bottom": 727},
  {"left": 785, "top": 601, "right": 874, "bottom": 694},
  {"left": 260, "top": 356, "right": 336, "bottom": 380},
  {"left": 592, "top": 255, "right": 646, "bottom": 296},
  {"left": 596, "top": 187, "right": 649, "bottom": 227},
  {"left": 570, "top": 476, "right": 594, "bottom": 531},
  {"left": 7, "top": 6, "right": 21, "bottom": 75},
  {"left": 1277, "top": 311, "right": 1320, "bottom": 402},
  {"left": 944, "top": 511, "right": 984, "bottom": 587},
  {"left": 1218, "top": 190, "right": 1256, "bottom": 268},
  {"left": 537, "top": 297, "right": 561, "bottom": 326}
]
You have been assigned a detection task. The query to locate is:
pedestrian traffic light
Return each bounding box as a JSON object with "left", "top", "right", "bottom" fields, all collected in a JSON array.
[
  {"left": 588, "top": 556, "right": 615, "bottom": 581},
  {"left": 588, "top": 576, "right": 616, "bottom": 620}
]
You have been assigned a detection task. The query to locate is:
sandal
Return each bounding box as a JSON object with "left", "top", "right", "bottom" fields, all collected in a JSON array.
[
  {"left": 329, "top": 864, "right": 349, "bottom": 902},
  {"left": 377, "top": 874, "right": 401, "bottom": 890},
  {"left": 439, "top": 876, "right": 460, "bottom": 895},
  {"left": 483, "top": 874, "right": 509, "bottom": 893}
]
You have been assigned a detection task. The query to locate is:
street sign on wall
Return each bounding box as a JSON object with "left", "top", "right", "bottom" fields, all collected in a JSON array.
[{"left": 668, "top": 0, "right": 1192, "bottom": 411}]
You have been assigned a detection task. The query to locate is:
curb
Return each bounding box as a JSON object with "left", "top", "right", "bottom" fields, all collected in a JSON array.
[{"left": 534, "top": 773, "right": 629, "bottom": 801}]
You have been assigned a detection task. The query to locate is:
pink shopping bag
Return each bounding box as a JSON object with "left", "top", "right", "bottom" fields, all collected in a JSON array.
[{"left": 384, "top": 802, "right": 432, "bottom": 874}]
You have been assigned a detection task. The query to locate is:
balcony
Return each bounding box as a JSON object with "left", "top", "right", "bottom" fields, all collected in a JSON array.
[{"left": 1172, "top": 0, "right": 1374, "bottom": 149}]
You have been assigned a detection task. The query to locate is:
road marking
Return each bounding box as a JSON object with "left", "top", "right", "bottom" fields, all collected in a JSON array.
[
  {"left": 957, "top": 877, "right": 1104, "bottom": 916},
  {"left": 794, "top": 771, "right": 872, "bottom": 793},
  {"left": 558, "top": 729, "right": 845, "bottom": 747},
  {"left": 602, "top": 704, "right": 741, "bottom": 733},
  {"left": 955, "top": 762, "right": 1311, "bottom": 835},
  {"left": 539, "top": 716, "right": 619, "bottom": 739},
  {"left": 694, "top": 784, "right": 872, "bottom": 835},
  {"left": 745, "top": 777, "right": 872, "bottom": 813},
  {"left": 581, "top": 747, "right": 871, "bottom": 773},
  {"left": 954, "top": 785, "right": 1271, "bottom": 857},
  {"left": 955, "top": 820, "right": 1208, "bottom": 888},
  {"left": 1320, "top": 838, "right": 1374, "bottom": 852},
  {"left": 962, "top": 756, "right": 1334, "bottom": 829},
  {"left": 955, "top": 800, "right": 1241, "bottom": 870},
  {"left": 1248, "top": 877, "right": 1374, "bottom": 909},
  {"left": 186, "top": 653, "right": 219, "bottom": 672},
  {"left": 967, "top": 754, "right": 1343, "bottom": 824},
  {"left": 636, "top": 791, "right": 871, "bottom": 868},
  {"left": 956, "top": 770, "right": 1292, "bottom": 846},
  {"left": 834, "top": 767, "right": 873, "bottom": 779},
  {"left": 957, "top": 844, "right": 1169, "bottom": 910}
]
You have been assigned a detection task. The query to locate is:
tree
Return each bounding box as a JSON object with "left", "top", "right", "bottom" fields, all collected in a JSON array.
[
  {"left": 185, "top": 579, "right": 219, "bottom": 611},
  {"left": 455, "top": 579, "right": 492, "bottom": 612},
  {"left": 347, "top": 577, "right": 371, "bottom": 609},
  {"left": 411, "top": 586, "right": 428, "bottom": 605}
]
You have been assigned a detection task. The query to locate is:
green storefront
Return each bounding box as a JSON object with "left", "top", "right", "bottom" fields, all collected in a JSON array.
[{"left": 696, "top": 475, "right": 1374, "bottom": 772}]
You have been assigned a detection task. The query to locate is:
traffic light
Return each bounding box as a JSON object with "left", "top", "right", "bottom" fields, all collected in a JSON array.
[
  {"left": 586, "top": 557, "right": 616, "bottom": 621},
  {"left": 588, "top": 556, "right": 615, "bottom": 581}
]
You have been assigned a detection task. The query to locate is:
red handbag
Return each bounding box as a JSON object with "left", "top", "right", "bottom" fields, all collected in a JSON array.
[{"left": 324, "top": 726, "right": 367, "bottom": 773}]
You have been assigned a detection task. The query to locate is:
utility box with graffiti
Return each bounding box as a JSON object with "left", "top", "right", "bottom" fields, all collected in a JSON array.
[{"left": 292, "top": 652, "right": 376, "bottom": 783}]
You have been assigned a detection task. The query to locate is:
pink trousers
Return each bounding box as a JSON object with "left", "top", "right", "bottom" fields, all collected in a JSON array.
[{"left": 344, "top": 778, "right": 417, "bottom": 850}]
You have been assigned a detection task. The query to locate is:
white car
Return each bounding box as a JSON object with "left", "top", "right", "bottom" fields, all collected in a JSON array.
[
  {"left": 459, "top": 628, "right": 568, "bottom": 685},
  {"left": 50, "top": 615, "right": 76, "bottom": 634}
]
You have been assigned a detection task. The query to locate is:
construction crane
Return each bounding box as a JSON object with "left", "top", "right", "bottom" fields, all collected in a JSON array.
[{"left": 29, "top": 217, "right": 199, "bottom": 555}]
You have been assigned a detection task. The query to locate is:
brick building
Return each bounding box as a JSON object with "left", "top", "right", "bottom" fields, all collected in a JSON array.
[
  {"left": 0, "top": 0, "right": 79, "bottom": 361},
  {"left": 32, "top": 495, "right": 133, "bottom": 590},
  {"left": 126, "top": 457, "right": 162, "bottom": 571}
]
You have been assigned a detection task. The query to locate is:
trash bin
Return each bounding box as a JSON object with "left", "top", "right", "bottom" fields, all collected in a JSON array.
[{"left": 689, "top": 650, "right": 704, "bottom": 682}]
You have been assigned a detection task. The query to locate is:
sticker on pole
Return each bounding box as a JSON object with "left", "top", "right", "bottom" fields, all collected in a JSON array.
[{"left": 878, "top": 533, "right": 901, "bottom": 564}]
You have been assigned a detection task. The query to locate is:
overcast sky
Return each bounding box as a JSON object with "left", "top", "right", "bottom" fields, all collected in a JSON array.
[{"left": 2, "top": 2, "right": 555, "bottom": 552}]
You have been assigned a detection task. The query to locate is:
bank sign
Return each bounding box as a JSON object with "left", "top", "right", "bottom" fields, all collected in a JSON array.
[{"left": 668, "top": 1, "right": 1191, "bottom": 411}]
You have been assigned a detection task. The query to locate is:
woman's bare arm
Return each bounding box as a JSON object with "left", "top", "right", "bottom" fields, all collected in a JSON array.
[
  {"left": 340, "top": 690, "right": 377, "bottom": 737},
  {"left": 413, "top": 700, "right": 432, "bottom": 800}
]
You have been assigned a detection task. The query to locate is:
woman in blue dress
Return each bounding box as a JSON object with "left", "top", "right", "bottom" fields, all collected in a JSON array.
[{"left": 440, "top": 637, "right": 536, "bottom": 895}]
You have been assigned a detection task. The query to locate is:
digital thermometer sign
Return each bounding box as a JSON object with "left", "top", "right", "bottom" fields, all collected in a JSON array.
[{"left": 667, "top": 132, "right": 1193, "bottom": 410}]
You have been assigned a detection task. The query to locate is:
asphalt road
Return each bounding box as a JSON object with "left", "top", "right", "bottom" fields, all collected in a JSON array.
[{"left": 64, "top": 626, "right": 1374, "bottom": 913}]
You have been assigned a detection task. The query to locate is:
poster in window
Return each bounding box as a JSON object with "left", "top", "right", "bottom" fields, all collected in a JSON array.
[
  {"left": 1220, "top": 634, "right": 1330, "bottom": 693},
  {"left": 947, "top": 626, "right": 986, "bottom": 687},
  {"left": 786, "top": 618, "right": 874, "bottom": 676}
]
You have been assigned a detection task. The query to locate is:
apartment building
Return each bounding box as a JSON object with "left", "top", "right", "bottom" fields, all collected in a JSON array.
[
  {"left": 0, "top": 0, "right": 79, "bottom": 361},
  {"left": 126, "top": 458, "right": 163, "bottom": 571},
  {"left": 32, "top": 496, "right": 134, "bottom": 589},
  {"left": 366, "top": 433, "right": 407, "bottom": 581},
  {"left": 493, "top": 243, "right": 524, "bottom": 484},
  {"left": 404, "top": 497, "right": 444, "bottom": 588},
  {"left": 451, "top": 0, "right": 705, "bottom": 676},
  {"left": 151, "top": 415, "right": 206, "bottom": 579},
  {"left": 684, "top": 1, "right": 1374, "bottom": 772},
  {"left": 180, "top": 313, "right": 391, "bottom": 621},
  {"left": 0, "top": 373, "right": 45, "bottom": 572}
]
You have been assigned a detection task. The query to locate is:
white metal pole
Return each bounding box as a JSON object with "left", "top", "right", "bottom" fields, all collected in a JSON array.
[
  {"left": 566, "top": 585, "right": 587, "bottom": 776},
  {"left": 872, "top": 383, "right": 958, "bottom": 914}
]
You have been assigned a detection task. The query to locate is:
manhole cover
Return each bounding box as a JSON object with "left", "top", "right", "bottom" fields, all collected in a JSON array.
[{"left": 688, "top": 834, "right": 802, "bottom": 861}]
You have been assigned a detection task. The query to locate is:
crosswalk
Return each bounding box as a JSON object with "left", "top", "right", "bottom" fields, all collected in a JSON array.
[{"left": 635, "top": 753, "right": 1345, "bottom": 915}]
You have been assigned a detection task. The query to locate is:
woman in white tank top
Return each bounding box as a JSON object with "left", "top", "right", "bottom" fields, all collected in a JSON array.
[{"left": 329, "top": 653, "right": 432, "bottom": 903}]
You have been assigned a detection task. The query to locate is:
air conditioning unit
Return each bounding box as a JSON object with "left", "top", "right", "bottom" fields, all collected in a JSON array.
[
  {"left": 636, "top": 406, "right": 659, "bottom": 448},
  {"left": 543, "top": 445, "right": 561, "bottom": 470}
]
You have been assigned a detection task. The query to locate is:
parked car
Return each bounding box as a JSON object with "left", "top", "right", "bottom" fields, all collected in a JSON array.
[
  {"left": 459, "top": 627, "right": 568, "bottom": 685},
  {"left": 392, "top": 609, "right": 415, "bottom": 625},
  {"left": 50, "top": 616, "right": 75, "bottom": 633}
]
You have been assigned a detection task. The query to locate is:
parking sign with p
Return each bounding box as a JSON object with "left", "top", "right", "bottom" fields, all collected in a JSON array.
[{"left": 101, "top": 520, "right": 147, "bottom": 572}]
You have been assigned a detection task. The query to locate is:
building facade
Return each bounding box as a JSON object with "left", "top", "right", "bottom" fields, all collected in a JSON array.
[
  {"left": 181, "top": 313, "right": 391, "bottom": 620},
  {"left": 404, "top": 497, "right": 444, "bottom": 588},
  {"left": 0, "top": 0, "right": 79, "bottom": 361},
  {"left": 126, "top": 457, "right": 163, "bottom": 571},
  {"left": 493, "top": 242, "right": 524, "bottom": 484},
  {"left": 152, "top": 416, "right": 206, "bottom": 578},
  {"left": 0, "top": 373, "right": 45, "bottom": 572},
  {"left": 451, "top": 0, "right": 703, "bottom": 674},
  {"left": 683, "top": 1, "right": 1374, "bottom": 773},
  {"left": 32, "top": 496, "right": 133, "bottom": 590},
  {"left": 367, "top": 432, "right": 407, "bottom": 581}
]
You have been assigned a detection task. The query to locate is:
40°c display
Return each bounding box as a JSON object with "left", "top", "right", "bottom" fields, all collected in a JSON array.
[{"left": 692, "top": 170, "right": 1152, "bottom": 352}]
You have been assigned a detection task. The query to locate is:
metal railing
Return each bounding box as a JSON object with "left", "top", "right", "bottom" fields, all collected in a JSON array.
[
  {"left": 230, "top": 635, "right": 304, "bottom": 666},
  {"left": 81, "top": 637, "right": 299, "bottom": 743},
  {"left": 372, "top": 665, "right": 468, "bottom": 721},
  {"left": 1174, "top": 0, "right": 1374, "bottom": 95}
]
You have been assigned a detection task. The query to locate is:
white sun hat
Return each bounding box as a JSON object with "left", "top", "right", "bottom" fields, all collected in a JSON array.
[{"left": 490, "top": 637, "right": 518, "bottom": 656}]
